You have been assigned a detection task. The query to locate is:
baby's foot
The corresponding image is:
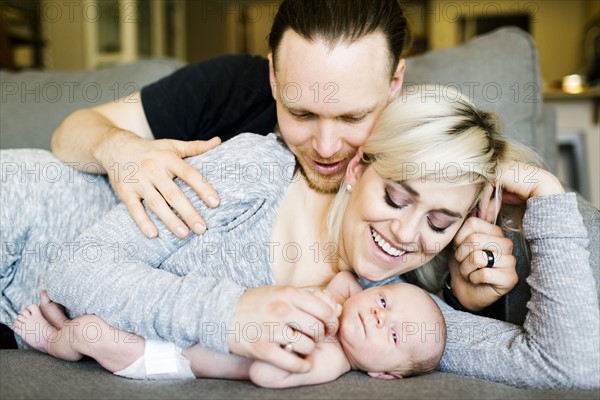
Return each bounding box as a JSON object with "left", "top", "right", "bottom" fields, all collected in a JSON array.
[
  {"left": 13, "top": 304, "right": 54, "bottom": 354},
  {"left": 13, "top": 304, "right": 82, "bottom": 361},
  {"left": 39, "top": 290, "right": 68, "bottom": 328}
]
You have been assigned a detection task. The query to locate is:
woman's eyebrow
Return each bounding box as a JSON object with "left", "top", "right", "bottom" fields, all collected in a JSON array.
[
  {"left": 431, "top": 208, "right": 463, "bottom": 219},
  {"left": 399, "top": 182, "right": 419, "bottom": 198}
]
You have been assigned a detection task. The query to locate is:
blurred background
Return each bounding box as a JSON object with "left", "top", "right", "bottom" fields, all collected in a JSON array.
[
  {"left": 1, "top": 0, "right": 599, "bottom": 207},
  {"left": 0, "top": 0, "right": 598, "bottom": 88}
]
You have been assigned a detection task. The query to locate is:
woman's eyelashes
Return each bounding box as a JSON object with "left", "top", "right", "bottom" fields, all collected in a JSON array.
[
  {"left": 427, "top": 213, "right": 457, "bottom": 234},
  {"left": 383, "top": 189, "right": 407, "bottom": 210},
  {"left": 427, "top": 217, "right": 449, "bottom": 233},
  {"left": 384, "top": 188, "right": 451, "bottom": 233}
]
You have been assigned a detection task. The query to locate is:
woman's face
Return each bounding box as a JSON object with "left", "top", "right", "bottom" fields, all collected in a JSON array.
[{"left": 339, "top": 159, "right": 478, "bottom": 282}]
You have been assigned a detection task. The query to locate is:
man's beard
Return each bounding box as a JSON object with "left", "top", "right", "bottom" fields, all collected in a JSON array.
[
  {"left": 273, "top": 126, "right": 354, "bottom": 194},
  {"left": 294, "top": 148, "right": 354, "bottom": 194}
]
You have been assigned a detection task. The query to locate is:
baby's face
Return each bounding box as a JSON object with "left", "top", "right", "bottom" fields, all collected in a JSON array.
[{"left": 338, "top": 283, "right": 444, "bottom": 376}]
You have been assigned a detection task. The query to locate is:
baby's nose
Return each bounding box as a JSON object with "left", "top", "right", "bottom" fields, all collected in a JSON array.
[{"left": 372, "top": 308, "right": 386, "bottom": 328}]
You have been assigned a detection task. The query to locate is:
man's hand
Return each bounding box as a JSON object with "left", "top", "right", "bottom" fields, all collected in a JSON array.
[
  {"left": 96, "top": 131, "right": 222, "bottom": 238},
  {"left": 228, "top": 286, "right": 339, "bottom": 374},
  {"left": 498, "top": 162, "right": 565, "bottom": 204},
  {"left": 449, "top": 217, "right": 518, "bottom": 312}
]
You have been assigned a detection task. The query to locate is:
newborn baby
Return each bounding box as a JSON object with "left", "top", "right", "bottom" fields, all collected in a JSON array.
[{"left": 250, "top": 271, "right": 447, "bottom": 387}]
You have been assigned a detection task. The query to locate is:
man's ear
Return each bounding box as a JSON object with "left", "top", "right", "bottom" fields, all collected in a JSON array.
[
  {"left": 345, "top": 148, "right": 365, "bottom": 186},
  {"left": 388, "top": 59, "right": 405, "bottom": 101},
  {"left": 368, "top": 371, "right": 403, "bottom": 380},
  {"left": 267, "top": 53, "right": 277, "bottom": 100}
]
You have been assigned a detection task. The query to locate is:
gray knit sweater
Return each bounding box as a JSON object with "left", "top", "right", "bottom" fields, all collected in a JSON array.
[{"left": 39, "top": 133, "right": 599, "bottom": 389}]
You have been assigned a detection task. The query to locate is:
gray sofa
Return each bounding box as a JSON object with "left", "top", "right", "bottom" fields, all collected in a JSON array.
[{"left": 1, "top": 28, "right": 599, "bottom": 399}]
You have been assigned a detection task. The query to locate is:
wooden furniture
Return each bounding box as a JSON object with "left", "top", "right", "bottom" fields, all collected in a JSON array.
[{"left": 0, "top": 0, "right": 44, "bottom": 70}]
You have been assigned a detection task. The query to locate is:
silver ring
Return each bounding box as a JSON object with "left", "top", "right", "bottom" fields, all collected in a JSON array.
[
  {"left": 483, "top": 249, "right": 495, "bottom": 268},
  {"left": 284, "top": 343, "right": 293, "bottom": 352}
]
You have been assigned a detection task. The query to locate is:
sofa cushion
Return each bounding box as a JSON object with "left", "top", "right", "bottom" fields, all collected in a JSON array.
[
  {"left": 405, "top": 27, "right": 556, "bottom": 172},
  {"left": 2, "top": 350, "right": 598, "bottom": 400},
  {"left": 0, "top": 58, "right": 184, "bottom": 150}
]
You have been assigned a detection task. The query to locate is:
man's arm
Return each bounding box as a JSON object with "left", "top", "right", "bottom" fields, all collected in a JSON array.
[
  {"left": 51, "top": 92, "right": 221, "bottom": 239},
  {"left": 51, "top": 55, "right": 274, "bottom": 239},
  {"left": 51, "top": 92, "right": 153, "bottom": 166}
]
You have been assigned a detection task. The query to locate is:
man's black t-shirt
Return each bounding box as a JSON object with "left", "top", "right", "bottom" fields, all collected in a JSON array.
[{"left": 141, "top": 54, "right": 277, "bottom": 142}]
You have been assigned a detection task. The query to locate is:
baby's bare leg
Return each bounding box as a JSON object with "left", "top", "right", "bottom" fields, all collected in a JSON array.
[
  {"left": 14, "top": 300, "right": 143, "bottom": 373},
  {"left": 68, "top": 314, "right": 144, "bottom": 373},
  {"left": 182, "top": 344, "right": 252, "bottom": 380}
]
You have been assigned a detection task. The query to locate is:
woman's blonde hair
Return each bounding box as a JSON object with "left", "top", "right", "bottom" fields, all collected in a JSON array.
[{"left": 327, "top": 85, "right": 541, "bottom": 291}]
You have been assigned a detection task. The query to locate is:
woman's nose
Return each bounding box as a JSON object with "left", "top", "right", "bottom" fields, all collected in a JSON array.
[{"left": 390, "top": 217, "right": 420, "bottom": 248}]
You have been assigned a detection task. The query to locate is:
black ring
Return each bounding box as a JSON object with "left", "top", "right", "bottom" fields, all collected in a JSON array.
[{"left": 483, "top": 249, "right": 495, "bottom": 268}]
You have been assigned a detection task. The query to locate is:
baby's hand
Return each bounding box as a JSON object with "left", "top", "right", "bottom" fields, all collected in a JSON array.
[{"left": 305, "top": 289, "right": 342, "bottom": 319}]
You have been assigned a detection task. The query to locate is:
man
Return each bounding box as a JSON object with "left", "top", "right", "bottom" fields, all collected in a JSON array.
[{"left": 47, "top": 0, "right": 511, "bottom": 372}]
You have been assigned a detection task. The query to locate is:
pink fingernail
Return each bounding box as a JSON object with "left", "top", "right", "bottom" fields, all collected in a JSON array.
[
  {"left": 194, "top": 223, "right": 207, "bottom": 234},
  {"left": 208, "top": 195, "right": 220, "bottom": 207},
  {"left": 146, "top": 228, "right": 157, "bottom": 238}
]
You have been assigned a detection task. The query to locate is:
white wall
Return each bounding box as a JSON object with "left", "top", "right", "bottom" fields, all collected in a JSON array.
[{"left": 548, "top": 97, "right": 600, "bottom": 208}]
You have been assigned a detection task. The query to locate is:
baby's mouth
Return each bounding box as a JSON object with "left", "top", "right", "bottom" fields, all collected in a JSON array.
[{"left": 358, "top": 312, "right": 366, "bottom": 335}]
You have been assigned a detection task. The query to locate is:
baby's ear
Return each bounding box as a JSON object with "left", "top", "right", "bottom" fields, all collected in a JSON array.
[{"left": 367, "top": 371, "right": 403, "bottom": 380}]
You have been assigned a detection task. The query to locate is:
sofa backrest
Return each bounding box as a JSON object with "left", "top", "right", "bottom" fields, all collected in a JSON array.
[
  {"left": 405, "top": 27, "right": 556, "bottom": 173},
  {"left": 0, "top": 58, "right": 184, "bottom": 150},
  {"left": 1, "top": 28, "right": 555, "bottom": 169}
]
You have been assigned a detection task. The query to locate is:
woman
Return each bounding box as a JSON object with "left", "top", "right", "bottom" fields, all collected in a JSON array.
[{"left": 3, "top": 87, "right": 598, "bottom": 388}]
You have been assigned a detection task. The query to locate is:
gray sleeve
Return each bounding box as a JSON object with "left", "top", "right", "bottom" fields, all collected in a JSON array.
[
  {"left": 46, "top": 133, "right": 291, "bottom": 353},
  {"left": 437, "top": 193, "right": 599, "bottom": 389}
]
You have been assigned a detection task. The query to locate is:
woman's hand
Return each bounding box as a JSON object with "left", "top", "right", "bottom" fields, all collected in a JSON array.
[
  {"left": 449, "top": 217, "right": 518, "bottom": 312},
  {"left": 227, "top": 285, "right": 339, "bottom": 374},
  {"left": 447, "top": 162, "right": 565, "bottom": 312}
]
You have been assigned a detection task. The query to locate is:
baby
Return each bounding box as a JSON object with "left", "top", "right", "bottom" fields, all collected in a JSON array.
[{"left": 13, "top": 272, "right": 446, "bottom": 388}]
